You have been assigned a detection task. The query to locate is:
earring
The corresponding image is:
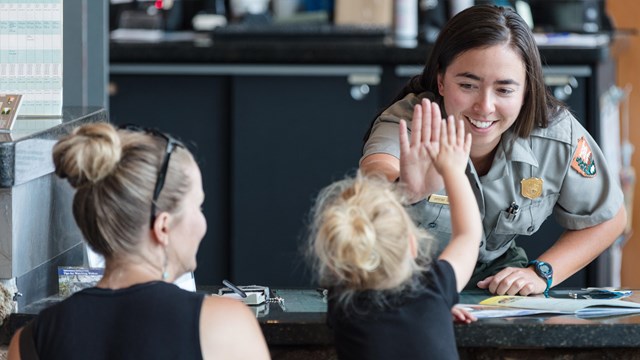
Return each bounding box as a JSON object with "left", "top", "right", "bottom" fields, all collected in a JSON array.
[{"left": 161, "top": 247, "right": 169, "bottom": 281}]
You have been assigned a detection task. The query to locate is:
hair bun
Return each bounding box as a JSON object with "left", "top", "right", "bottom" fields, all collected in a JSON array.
[
  {"left": 344, "top": 205, "right": 380, "bottom": 271},
  {"left": 53, "top": 122, "right": 122, "bottom": 188}
]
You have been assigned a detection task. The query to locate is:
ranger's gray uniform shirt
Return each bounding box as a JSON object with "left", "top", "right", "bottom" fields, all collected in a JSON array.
[{"left": 363, "top": 92, "right": 624, "bottom": 263}]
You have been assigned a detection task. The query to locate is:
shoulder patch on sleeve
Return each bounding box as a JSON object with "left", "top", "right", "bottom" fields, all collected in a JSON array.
[{"left": 571, "top": 136, "right": 596, "bottom": 177}]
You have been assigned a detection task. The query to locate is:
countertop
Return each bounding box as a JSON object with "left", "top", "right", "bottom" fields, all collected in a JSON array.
[
  {"left": 5, "top": 288, "right": 640, "bottom": 358},
  {"left": 259, "top": 289, "right": 640, "bottom": 349},
  {"left": 109, "top": 31, "right": 612, "bottom": 66},
  {"left": 0, "top": 107, "right": 108, "bottom": 188}
]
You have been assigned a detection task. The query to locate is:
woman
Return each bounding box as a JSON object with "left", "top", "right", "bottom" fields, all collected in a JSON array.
[
  {"left": 361, "top": 5, "right": 626, "bottom": 296},
  {"left": 8, "top": 123, "right": 270, "bottom": 359},
  {"left": 309, "top": 104, "right": 481, "bottom": 359}
]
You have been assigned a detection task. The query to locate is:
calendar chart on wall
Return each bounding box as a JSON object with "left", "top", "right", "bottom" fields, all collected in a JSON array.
[{"left": 0, "top": 0, "right": 63, "bottom": 117}]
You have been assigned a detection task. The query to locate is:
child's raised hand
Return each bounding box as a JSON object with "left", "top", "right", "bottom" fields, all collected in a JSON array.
[{"left": 425, "top": 116, "right": 471, "bottom": 177}]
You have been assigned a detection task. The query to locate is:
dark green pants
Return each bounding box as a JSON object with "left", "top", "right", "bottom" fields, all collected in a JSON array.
[{"left": 464, "top": 243, "right": 529, "bottom": 291}]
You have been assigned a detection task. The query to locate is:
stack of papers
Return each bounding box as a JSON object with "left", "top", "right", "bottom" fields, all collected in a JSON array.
[{"left": 459, "top": 295, "right": 640, "bottom": 319}]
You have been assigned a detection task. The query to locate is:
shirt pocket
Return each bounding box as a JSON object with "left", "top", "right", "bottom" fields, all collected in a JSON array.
[
  {"left": 488, "top": 193, "right": 560, "bottom": 251},
  {"left": 410, "top": 202, "right": 453, "bottom": 253},
  {"left": 414, "top": 203, "right": 452, "bottom": 231}
]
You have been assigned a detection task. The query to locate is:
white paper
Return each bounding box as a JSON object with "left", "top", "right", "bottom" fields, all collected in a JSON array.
[
  {"left": 0, "top": 0, "right": 63, "bottom": 116},
  {"left": 474, "top": 295, "right": 640, "bottom": 319}
]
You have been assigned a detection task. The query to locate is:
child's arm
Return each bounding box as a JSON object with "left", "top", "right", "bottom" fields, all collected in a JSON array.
[{"left": 426, "top": 116, "right": 482, "bottom": 292}]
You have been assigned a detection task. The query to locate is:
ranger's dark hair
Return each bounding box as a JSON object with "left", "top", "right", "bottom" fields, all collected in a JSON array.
[{"left": 365, "top": 5, "right": 564, "bottom": 143}]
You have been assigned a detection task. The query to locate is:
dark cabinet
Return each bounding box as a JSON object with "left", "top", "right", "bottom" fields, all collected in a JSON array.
[
  {"left": 109, "top": 66, "right": 381, "bottom": 287},
  {"left": 108, "top": 56, "right": 615, "bottom": 288},
  {"left": 109, "top": 73, "right": 231, "bottom": 285},
  {"left": 230, "top": 72, "right": 380, "bottom": 286}
]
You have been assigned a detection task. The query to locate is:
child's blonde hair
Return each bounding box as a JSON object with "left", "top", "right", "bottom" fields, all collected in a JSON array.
[{"left": 308, "top": 172, "right": 433, "bottom": 305}]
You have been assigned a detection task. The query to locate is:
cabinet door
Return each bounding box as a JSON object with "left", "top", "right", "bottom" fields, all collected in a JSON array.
[
  {"left": 231, "top": 71, "right": 380, "bottom": 286},
  {"left": 109, "top": 73, "right": 230, "bottom": 285}
]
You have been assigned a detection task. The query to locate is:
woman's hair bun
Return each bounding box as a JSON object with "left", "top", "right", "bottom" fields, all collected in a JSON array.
[{"left": 53, "top": 122, "right": 122, "bottom": 188}]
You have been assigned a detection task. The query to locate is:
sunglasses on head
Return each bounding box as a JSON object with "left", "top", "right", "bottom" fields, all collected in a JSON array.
[{"left": 118, "top": 124, "right": 185, "bottom": 228}]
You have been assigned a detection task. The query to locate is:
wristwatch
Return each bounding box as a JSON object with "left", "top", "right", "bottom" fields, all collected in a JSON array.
[{"left": 528, "top": 260, "right": 553, "bottom": 297}]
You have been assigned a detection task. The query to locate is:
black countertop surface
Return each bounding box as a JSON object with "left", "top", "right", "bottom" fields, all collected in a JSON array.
[
  {"left": 6, "top": 288, "right": 640, "bottom": 352},
  {"left": 259, "top": 289, "right": 640, "bottom": 349},
  {"left": 109, "top": 31, "right": 611, "bottom": 66}
]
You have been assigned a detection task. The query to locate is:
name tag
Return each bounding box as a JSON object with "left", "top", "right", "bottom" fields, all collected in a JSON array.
[{"left": 428, "top": 194, "right": 449, "bottom": 205}]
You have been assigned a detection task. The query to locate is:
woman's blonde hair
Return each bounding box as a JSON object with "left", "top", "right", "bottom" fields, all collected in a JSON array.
[
  {"left": 52, "top": 122, "right": 194, "bottom": 258},
  {"left": 308, "top": 172, "right": 433, "bottom": 305}
]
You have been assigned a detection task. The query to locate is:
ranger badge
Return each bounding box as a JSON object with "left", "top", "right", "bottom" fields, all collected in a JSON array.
[{"left": 521, "top": 177, "right": 543, "bottom": 199}]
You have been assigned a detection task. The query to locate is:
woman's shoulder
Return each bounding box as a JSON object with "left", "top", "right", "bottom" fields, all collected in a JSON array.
[
  {"left": 199, "top": 296, "right": 269, "bottom": 359},
  {"left": 202, "top": 295, "right": 251, "bottom": 317},
  {"left": 531, "top": 108, "right": 586, "bottom": 145},
  {"left": 380, "top": 91, "right": 436, "bottom": 121},
  {"left": 200, "top": 296, "right": 261, "bottom": 333}
]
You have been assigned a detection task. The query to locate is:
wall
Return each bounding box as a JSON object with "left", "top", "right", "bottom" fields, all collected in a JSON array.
[
  {"left": 607, "top": 0, "right": 640, "bottom": 287},
  {"left": 64, "top": 0, "right": 108, "bottom": 108}
]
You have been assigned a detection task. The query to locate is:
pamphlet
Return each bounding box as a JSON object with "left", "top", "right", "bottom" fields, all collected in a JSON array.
[
  {"left": 463, "top": 295, "right": 640, "bottom": 319},
  {"left": 457, "top": 303, "right": 565, "bottom": 319},
  {"left": 58, "top": 267, "right": 104, "bottom": 297}
]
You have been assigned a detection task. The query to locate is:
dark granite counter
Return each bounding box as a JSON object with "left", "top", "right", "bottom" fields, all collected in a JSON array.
[
  {"left": 260, "top": 289, "right": 640, "bottom": 348},
  {"left": 0, "top": 107, "right": 108, "bottom": 188},
  {"left": 109, "top": 32, "right": 610, "bottom": 66},
  {"left": 5, "top": 288, "right": 640, "bottom": 358}
]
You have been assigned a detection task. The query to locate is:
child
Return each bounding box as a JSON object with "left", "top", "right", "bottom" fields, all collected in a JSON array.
[{"left": 308, "top": 100, "right": 482, "bottom": 359}]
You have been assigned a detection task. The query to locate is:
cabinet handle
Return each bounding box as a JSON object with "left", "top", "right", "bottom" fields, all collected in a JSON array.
[
  {"left": 347, "top": 73, "right": 378, "bottom": 101},
  {"left": 553, "top": 84, "right": 573, "bottom": 101},
  {"left": 350, "top": 84, "right": 370, "bottom": 101},
  {"left": 544, "top": 75, "right": 578, "bottom": 101}
]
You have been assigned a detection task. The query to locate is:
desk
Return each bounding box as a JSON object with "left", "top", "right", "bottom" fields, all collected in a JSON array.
[
  {"left": 255, "top": 289, "right": 640, "bottom": 359},
  {"left": 6, "top": 288, "right": 640, "bottom": 359}
]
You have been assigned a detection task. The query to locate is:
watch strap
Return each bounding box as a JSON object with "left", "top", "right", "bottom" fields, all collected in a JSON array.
[{"left": 528, "top": 260, "right": 552, "bottom": 297}]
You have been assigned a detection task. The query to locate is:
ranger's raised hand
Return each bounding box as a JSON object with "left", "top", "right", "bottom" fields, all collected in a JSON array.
[{"left": 398, "top": 99, "right": 443, "bottom": 203}]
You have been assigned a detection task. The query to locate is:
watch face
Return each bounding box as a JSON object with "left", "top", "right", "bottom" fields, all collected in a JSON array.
[{"left": 536, "top": 262, "right": 553, "bottom": 279}]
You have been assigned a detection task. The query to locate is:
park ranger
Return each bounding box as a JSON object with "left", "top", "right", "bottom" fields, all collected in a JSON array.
[{"left": 360, "top": 5, "right": 626, "bottom": 296}]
